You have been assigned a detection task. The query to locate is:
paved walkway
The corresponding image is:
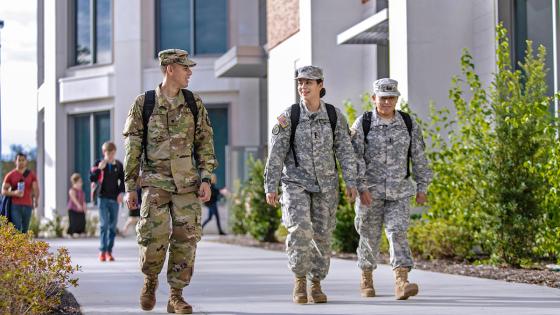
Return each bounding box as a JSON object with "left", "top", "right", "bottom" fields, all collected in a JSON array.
[{"left": 48, "top": 237, "right": 560, "bottom": 315}]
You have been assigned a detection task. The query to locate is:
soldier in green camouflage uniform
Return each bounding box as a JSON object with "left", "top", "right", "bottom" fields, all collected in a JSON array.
[
  {"left": 350, "top": 78, "right": 432, "bottom": 300},
  {"left": 123, "top": 49, "right": 217, "bottom": 314},
  {"left": 264, "top": 66, "right": 358, "bottom": 304}
]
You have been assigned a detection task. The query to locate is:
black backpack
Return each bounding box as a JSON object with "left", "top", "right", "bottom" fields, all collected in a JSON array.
[
  {"left": 142, "top": 89, "right": 198, "bottom": 163},
  {"left": 289, "top": 103, "right": 338, "bottom": 167},
  {"left": 362, "top": 110, "right": 413, "bottom": 178}
]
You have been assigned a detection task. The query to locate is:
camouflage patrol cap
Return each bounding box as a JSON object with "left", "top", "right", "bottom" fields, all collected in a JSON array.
[
  {"left": 158, "top": 48, "right": 197, "bottom": 67},
  {"left": 373, "top": 78, "right": 401, "bottom": 97},
  {"left": 295, "top": 65, "right": 324, "bottom": 80}
]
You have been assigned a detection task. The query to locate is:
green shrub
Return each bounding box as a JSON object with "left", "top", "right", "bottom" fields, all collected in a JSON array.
[
  {"left": 408, "top": 218, "right": 475, "bottom": 260},
  {"left": 229, "top": 180, "right": 248, "bottom": 235},
  {"left": 414, "top": 24, "right": 558, "bottom": 266},
  {"left": 244, "top": 156, "right": 282, "bottom": 242},
  {"left": 0, "top": 217, "right": 79, "bottom": 314},
  {"left": 28, "top": 210, "right": 40, "bottom": 237},
  {"left": 331, "top": 166, "right": 359, "bottom": 253},
  {"left": 43, "top": 213, "right": 66, "bottom": 238},
  {"left": 86, "top": 213, "right": 99, "bottom": 237}
]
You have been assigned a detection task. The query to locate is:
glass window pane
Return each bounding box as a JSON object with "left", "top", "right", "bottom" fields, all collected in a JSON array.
[
  {"left": 94, "top": 112, "right": 111, "bottom": 160},
  {"left": 194, "top": 0, "right": 227, "bottom": 54},
  {"left": 158, "top": 0, "right": 192, "bottom": 53},
  {"left": 74, "top": 115, "right": 91, "bottom": 202},
  {"left": 75, "top": 0, "right": 92, "bottom": 65},
  {"left": 96, "top": 0, "right": 112, "bottom": 64},
  {"left": 515, "top": 0, "right": 554, "bottom": 96}
]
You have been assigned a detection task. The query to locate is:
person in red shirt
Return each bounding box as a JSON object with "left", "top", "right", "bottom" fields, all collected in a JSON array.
[{"left": 1, "top": 153, "right": 39, "bottom": 233}]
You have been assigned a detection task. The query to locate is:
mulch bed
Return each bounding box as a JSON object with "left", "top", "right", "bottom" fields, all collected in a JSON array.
[
  {"left": 48, "top": 289, "right": 82, "bottom": 315},
  {"left": 211, "top": 235, "right": 560, "bottom": 289}
]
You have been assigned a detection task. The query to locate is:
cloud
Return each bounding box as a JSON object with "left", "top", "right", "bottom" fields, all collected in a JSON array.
[{"left": 0, "top": 2, "right": 37, "bottom": 63}]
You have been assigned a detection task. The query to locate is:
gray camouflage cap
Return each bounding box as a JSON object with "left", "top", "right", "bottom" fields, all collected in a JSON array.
[
  {"left": 295, "top": 65, "right": 324, "bottom": 80},
  {"left": 373, "top": 78, "right": 400, "bottom": 97},
  {"left": 158, "top": 48, "right": 197, "bottom": 67}
]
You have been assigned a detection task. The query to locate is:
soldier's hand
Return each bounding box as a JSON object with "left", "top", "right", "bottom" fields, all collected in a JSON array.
[
  {"left": 198, "top": 182, "right": 211, "bottom": 203},
  {"left": 266, "top": 192, "right": 279, "bottom": 207},
  {"left": 346, "top": 187, "right": 358, "bottom": 203},
  {"left": 359, "top": 190, "right": 373, "bottom": 207},
  {"left": 416, "top": 192, "right": 427, "bottom": 205},
  {"left": 126, "top": 191, "right": 138, "bottom": 210}
]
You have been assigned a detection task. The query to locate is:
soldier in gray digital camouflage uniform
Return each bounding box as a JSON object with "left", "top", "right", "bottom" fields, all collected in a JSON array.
[
  {"left": 264, "top": 65, "right": 358, "bottom": 304},
  {"left": 350, "top": 78, "right": 432, "bottom": 300}
]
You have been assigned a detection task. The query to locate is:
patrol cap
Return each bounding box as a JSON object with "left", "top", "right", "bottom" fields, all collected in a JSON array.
[
  {"left": 295, "top": 65, "right": 324, "bottom": 80},
  {"left": 158, "top": 48, "right": 197, "bottom": 67},
  {"left": 373, "top": 78, "right": 400, "bottom": 97}
]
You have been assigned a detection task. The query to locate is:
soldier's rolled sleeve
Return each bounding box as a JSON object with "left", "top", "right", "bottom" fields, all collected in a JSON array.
[
  {"left": 122, "top": 95, "right": 144, "bottom": 192},
  {"left": 334, "top": 111, "right": 357, "bottom": 189},
  {"left": 351, "top": 116, "right": 368, "bottom": 193},
  {"left": 193, "top": 95, "right": 218, "bottom": 181},
  {"left": 264, "top": 114, "right": 291, "bottom": 194},
  {"left": 410, "top": 120, "right": 432, "bottom": 194}
]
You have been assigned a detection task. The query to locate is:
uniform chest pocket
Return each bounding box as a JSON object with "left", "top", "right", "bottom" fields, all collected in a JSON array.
[
  {"left": 168, "top": 107, "right": 196, "bottom": 142},
  {"left": 148, "top": 113, "right": 168, "bottom": 142}
]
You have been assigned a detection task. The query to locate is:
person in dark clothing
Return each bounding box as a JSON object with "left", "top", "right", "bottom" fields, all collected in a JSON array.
[
  {"left": 90, "top": 141, "right": 125, "bottom": 262},
  {"left": 202, "top": 175, "right": 226, "bottom": 235}
]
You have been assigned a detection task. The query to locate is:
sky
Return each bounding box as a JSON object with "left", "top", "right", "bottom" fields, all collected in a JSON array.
[{"left": 0, "top": 1, "right": 37, "bottom": 158}]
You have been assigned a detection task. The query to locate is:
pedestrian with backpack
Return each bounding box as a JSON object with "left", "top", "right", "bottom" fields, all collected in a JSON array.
[
  {"left": 1, "top": 153, "right": 39, "bottom": 233},
  {"left": 123, "top": 49, "right": 217, "bottom": 314},
  {"left": 264, "top": 65, "right": 357, "bottom": 304},
  {"left": 350, "top": 78, "right": 432, "bottom": 300},
  {"left": 90, "top": 141, "right": 125, "bottom": 262}
]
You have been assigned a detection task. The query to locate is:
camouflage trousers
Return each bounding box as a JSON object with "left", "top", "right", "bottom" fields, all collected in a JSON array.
[
  {"left": 281, "top": 184, "right": 339, "bottom": 281},
  {"left": 354, "top": 196, "right": 413, "bottom": 271},
  {"left": 136, "top": 187, "right": 202, "bottom": 289}
]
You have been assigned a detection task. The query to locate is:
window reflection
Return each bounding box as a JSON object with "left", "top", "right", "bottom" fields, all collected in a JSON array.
[
  {"left": 73, "top": 0, "right": 112, "bottom": 66},
  {"left": 156, "top": 0, "right": 227, "bottom": 56},
  {"left": 76, "top": 0, "right": 92, "bottom": 65}
]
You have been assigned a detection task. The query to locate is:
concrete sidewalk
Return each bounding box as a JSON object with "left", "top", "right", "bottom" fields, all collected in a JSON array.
[{"left": 48, "top": 237, "right": 560, "bottom": 315}]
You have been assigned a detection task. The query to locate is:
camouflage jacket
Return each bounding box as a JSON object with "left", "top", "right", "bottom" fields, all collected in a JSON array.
[
  {"left": 351, "top": 110, "right": 432, "bottom": 200},
  {"left": 122, "top": 85, "right": 217, "bottom": 193},
  {"left": 264, "top": 101, "right": 357, "bottom": 194}
]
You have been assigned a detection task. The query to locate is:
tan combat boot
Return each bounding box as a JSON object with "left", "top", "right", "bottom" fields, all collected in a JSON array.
[
  {"left": 167, "top": 287, "right": 192, "bottom": 314},
  {"left": 293, "top": 276, "right": 308, "bottom": 304},
  {"left": 140, "top": 274, "right": 158, "bottom": 311},
  {"left": 309, "top": 280, "right": 327, "bottom": 303},
  {"left": 394, "top": 267, "right": 419, "bottom": 300},
  {"left": 360, "top": 270, "right": 375, "bottom": 297}
]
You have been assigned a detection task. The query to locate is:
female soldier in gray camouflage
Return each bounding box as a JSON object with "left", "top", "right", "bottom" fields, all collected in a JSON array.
[
  {"left": 351, "top": 78, "right": 432, "bottom": 300},
  {"left": 264, "top": 65, "right": 357, "bottom": 304}
]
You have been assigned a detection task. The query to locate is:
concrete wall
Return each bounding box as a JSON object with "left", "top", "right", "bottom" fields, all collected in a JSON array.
[{"left": 390, "top": 0, "right": 497, "bottom": 121}]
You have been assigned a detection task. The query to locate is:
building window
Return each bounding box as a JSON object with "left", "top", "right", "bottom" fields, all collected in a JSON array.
[
  {"left": 514, "top": 0, "right": 554, "bottom": 97},
  {"left": 73, "top": 0, "right": 113, "bottom": 66},
  {"left": 71, "top": 111, "right": 111, "bottom": 202},
  {"left": 155, "top": 0, "right": 227, "bottom": 56}
]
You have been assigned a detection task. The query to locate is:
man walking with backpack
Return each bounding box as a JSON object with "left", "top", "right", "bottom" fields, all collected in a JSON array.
[
  {"left": 350, "top": 78, "right": 432, "bottom": 300},
  {"left": 123, "top": 49, "right": 216, "bottom": 314}
]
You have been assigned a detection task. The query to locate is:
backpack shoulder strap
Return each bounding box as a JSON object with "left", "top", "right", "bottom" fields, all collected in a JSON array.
[
  {"left": 362, "top": 111, "right": 372, "bottom": 144},
  {"left": 142, "top": 90, "right": 156, "bottom": 163},
  {"left": 325, "top": 103, "right": 338, "bottom": 140},
  {"left": 182, "top": 89, "right": 198, "bottom": 126},
  {"left": 398, "top": 110, "right": 413, "bottom": 136},
  {"left": 398, "top": 110, "right": 413, "bottom": 178},
  {"left": 22, "top": 169, "right": 31, "bottom": 178},
  {"left": 289, "top": 104, "right": 301, "bottom": 167}
]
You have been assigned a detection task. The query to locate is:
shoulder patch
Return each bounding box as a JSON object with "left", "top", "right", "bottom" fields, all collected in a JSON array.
[
  {"left": 277, "top": 114, "right": 289, "bottom": 128},
  {"left": 272, "top": 124, "right": 280, "bottom": 135}
]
